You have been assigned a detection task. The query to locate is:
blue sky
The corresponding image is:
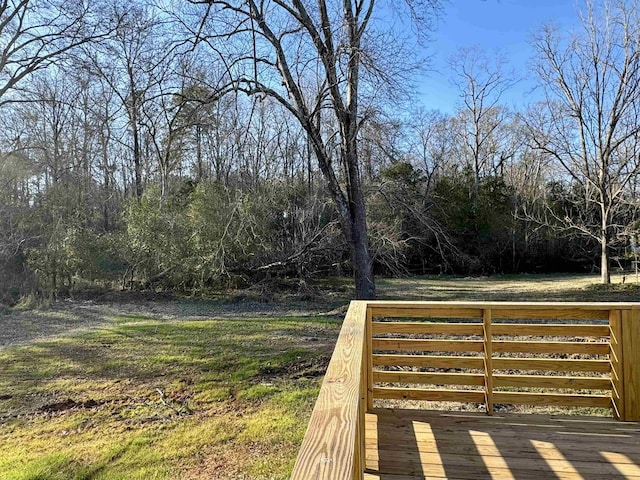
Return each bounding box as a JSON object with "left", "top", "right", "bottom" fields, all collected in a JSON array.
[{"left": 420, "top": 0, "right": 583, "bottom": 113}]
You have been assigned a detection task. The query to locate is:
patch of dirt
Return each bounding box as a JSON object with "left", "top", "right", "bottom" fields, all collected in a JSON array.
[
  {"left": 323, "top": 304, "right": 349, "bottom": 316},
  {"left": 38, "top": 398, "right": 101, "bottom": 413},
  {"left": 257, "top": 354, "right": 330, "bottom": 381}
]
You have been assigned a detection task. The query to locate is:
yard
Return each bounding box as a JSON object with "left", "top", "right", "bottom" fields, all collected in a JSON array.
[{"left": 1, "top": 274, "right": 638, "bottom": 479}]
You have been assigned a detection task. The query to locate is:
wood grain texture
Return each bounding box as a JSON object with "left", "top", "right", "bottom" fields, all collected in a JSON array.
[
  {"left": 622, "top": 308, "right": 640, "bottom": 421},
  {"left": 373, "top": 371, "right": 485, "bottom": 386},
  {"left": 290, "top": 301, "right": 367, "bottom": 480},
  {"left": 364, "top": 301, "right": 635, "bottom": 310},
  {"left": 364, "top": 450, "right": 636, "bottom": 477},
  {"left": 483, "top": 308, "right": 493, "bottom": 415},
  {"left": 294, "top": 300, "right": 640, "bottom": 480},
  {"left": 369, "top": 307, "right": 483, "bottom": 319},
  {"left": 493, "top": 374, "right": 611, "bottom": 390},
  {"left": 372, "top": 354, "right": 484, "bottom": 369},
  {"left": 490, "top": 308, "right": 609, "bottom": 320},
  {"left": 492, "top": 357, "right": 610, "bottom": 373},
  {"left": 356, "top": 338, "right": 366, "bottom": 479},
  {"left": 492, "top": 391, "right": 612, "bottom": 408},
  {"left": 365, "top": 409, "right": 640, "bottom": 480},
  {"left": 366, "top": 407, "right": 637, "bottom": 431},
  {"left": 491, "top": 324, "right": 609, "bottom": 336},
  {"left": 373, "top": 387, "right": 485, "bottom": 403},
  {"left": 372, "top": 338, "right": 483, "bottom": 352},
  {"left": 610, "top": 309, "right": 625, "bottom": 420},
  {"left": 366, "top": 307, "right": 373, "bottom": 411},
  {"left": 492, "top": 340, "right": 609, "bottom": 355},
  {"left": 371, "top": 322, "right": 483, "bottom": 335}
]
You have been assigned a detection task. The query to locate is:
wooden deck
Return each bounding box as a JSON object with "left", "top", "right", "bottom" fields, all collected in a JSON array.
[
  {"left": 365, "top": 408, "right": 640, "bottom": 480},
  {"left": 290, "top": 301, "right": 640, "bottom": 480}
]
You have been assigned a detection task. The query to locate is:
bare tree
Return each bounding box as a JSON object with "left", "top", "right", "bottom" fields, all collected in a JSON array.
[
  {"left": 0, "top": 0, "right": 114, "bottom": 105},
  {"left": 409, "top": 109, "right": 453, "bottom": 189},
  {"left": 531, "top": 0, "right": 640, "bottom": 283},
  {"left": 84, "top": 3, "right": 170, "bottom": 199},
  {"left": 450, "top": 47, "right": 517, "bottom": 208},
  {"left": 186, "top": 0, "right": 441, "bottom": 299}
]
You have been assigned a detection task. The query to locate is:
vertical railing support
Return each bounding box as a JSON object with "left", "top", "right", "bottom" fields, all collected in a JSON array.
[
  {"left": 483, "top": 308, "right": 494, "bottom": 415},
  {"left": 610, "top": 309, "right": 625, "bottom": 420},
  {"left": 355, "top": 339, "right": 366, "bottom": 480},
  {"left": 366, "top": 306, "right": 373, "bottom": 411},
  {"left": 620, "top": 307, "right": 640, "bottom": 421}
]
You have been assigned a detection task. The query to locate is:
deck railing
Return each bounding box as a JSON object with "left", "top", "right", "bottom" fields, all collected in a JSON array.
[{"left": 290, "top": 301, "right": 640, "bottom": 480}]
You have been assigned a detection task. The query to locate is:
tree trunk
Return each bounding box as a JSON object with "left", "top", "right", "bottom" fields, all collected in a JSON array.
[
  {"left": 132, "top": 121, "right": 143, "bottom": 199},
  {"left": 346, "top": 141, "right": 375, "bottom": 299},
  {"left": 343, "top": 7, "right": 375, "bottom": 300},
  {"left": 351, "top": 204, "right": 376, "bottom": 299},
  {"left": 196, "top": 124, "right": 203, "bottom": 181},
  {"left": 345, "top": 146, "right": 375, "bottom": 300},
  {"left": 307, "top": 122, "right": 375, "bottom": 300},
  {"left": 601, "top": 228, "right": 611, "bottom": 284},
  {"left": 128, "top": 76, "right": 143, "bottom": 199}
]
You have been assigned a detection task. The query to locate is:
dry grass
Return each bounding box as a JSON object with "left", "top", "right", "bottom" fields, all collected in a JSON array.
[{"left": 377, "top": 273, "right": 640, "bottom": 302}]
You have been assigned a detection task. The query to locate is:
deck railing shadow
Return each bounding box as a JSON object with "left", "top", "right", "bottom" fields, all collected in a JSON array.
[
  {"left": 367, "top": 412, "right": 425, "bottom": 477},
  {"left": 366, "top": 408, "right": 640, "bottom": 479},
  {"left": 291, "top": 301, "right": 640, "bottom": 480}
]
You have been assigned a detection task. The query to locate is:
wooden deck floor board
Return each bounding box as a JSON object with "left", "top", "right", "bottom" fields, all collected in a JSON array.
[{"left": 366, "top": 409, "right": 640, "bottom": 480}]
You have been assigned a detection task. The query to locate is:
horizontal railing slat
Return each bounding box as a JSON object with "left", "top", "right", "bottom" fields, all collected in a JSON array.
[
  {"left": 492, "top": 324, "right": 609, "bottom": 336},
  {"left": 369, "top": 307, "right": 483, "bottom": 318},
  {"left": 373, "top": 354, "right": 484, "bottom": 369},
  {"left": 373, "top": 387, "right": 485, "bottom": 403},
  {"left": 364, "top": 301, "right": 633, "bottom": 311},
  {"left": 491, "top": 309, "right": 610, "bottom": 320},
  {"left": 492, "top": 391, "right": 612, "bottom": 408},
  {"left": 492, "top": 357, "right": 610, "bottom": 373},
  {"left": 493, "top": 374, "right": 611, "bottom": 390},
  {"left": 373, "top": 371, "right": 485, "bottom": 386},
  {"left": 373, "top": 356, "right": 611, "bottom": 372},
  {"left": 371, "top": 322, "right": 483, "bottom": 335},
  {"left": 372, "top": 338, "right": 484, "bottom": 352},
  {"left": 492, "top": 341, "right": 610, "bottom": 355}
]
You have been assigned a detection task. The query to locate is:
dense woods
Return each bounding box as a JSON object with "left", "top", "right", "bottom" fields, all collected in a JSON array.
[{"left": 2, "top": 0, "right": 640, "bottom": 304}]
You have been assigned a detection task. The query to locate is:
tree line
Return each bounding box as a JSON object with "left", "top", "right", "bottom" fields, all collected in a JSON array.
[{"left": 1, "top": 0, "right": 640, "bottom": 304}]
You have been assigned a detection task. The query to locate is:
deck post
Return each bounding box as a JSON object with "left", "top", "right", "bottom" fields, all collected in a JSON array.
[
  {"left": 620, "top": 307, "right": 640, "bottom": 421},
  {"left": 610, "top": 309, "right": 625, "bottom": 420},
  {"left": 366, "top": 306, "right": 373, "bottom": 411},
  {"left": 356, "top": 336, "right": 366, "bottom": 480},
  {"left": 483, "top": 308, "right": 494, "bottom": 415},
  {"left": 290, "top": 300, "right": 367, "bottom": 480}
]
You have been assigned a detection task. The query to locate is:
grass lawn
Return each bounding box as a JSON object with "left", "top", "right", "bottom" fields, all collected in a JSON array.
[
  {"left": 1, "top": 273, "right": 638, "bottom": 479},
  {"left": 377, "top": 272, "right": 640, "bottom": 302},
  {"left": 0, "top": 315, "right": 340, "bottom": 480}
]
